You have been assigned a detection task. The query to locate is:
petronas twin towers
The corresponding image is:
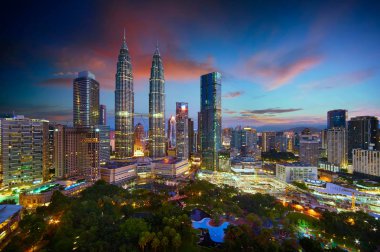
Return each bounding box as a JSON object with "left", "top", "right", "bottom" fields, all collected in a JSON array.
[{"left": 115, "top": 31, "right": 165, "bottom": 159}]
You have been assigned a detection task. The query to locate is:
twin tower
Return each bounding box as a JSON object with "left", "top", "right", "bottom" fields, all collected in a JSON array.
[{"left": 115, "top": 31, "right": 165, "bottom": 159}]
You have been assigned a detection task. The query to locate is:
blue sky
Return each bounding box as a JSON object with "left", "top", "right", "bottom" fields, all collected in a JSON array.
[{"left": 0, "top": 0, "right": 379, "bottom": 130}]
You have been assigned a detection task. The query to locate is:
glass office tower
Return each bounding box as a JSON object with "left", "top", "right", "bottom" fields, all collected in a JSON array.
[
  {"left": 149, "top": 45, "right": 166, "bottom": 159},
  {"left": 327, "top": 109, "right": 347, "bottom": 129},
  {"left": 200, "top": 72, "right": 222, "bottom": 170},
  {"left": 115, "top": 31, "right": 134, "bottom": 158},
  {"left": 73, "top": 71, "right": 99, "bottom": 128},
  {"left": 176, "top": 102, "right": 189, "bottom": 159}
]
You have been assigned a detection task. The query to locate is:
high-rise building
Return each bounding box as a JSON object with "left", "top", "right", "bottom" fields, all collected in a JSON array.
[
  {"left": 188, "top": 118, "right": 194, "bottom": 157},
  {"left": 45, "top": 123, "right": 56, "bottom": 181},
  {"left": 320, "top": 129, "right": 328, "bottom": 156},
  {"left": 97, "top": 125, "right": 110, "bottom": 164},
  {"left": 231, "top": 126, "right": 242, "bottom": 151},
  {"left": 261, "top": 132, "right": 276, "bottom": 152},
  {"left": 353, "top": 149, "right": 380, "bottom": 178},
  {"left": 327, "top": 109, "right": 347, "bottom": 129},
  {"left": 99, "top": 104, "right": 107, "bottom": 125},
  {"left": 200, "top": 72, "right": 222, "bottom": 170},
  {"left": 73, "top": 71, "right": 100, "bottom": 128},
  {"left": 348, "top": 116, "right": 378, "bottom": 162},
  {"left": 134, "top": 123, "right": 145, "bottom": 157},
  {"left": 327, "top": 128, "right": 347, "bottom": 168},
  {"left": 149, "top": 44, "right": 165, "bottom": 159},
  {"left": 0, "top": 116, "right": 49, "bottom": 189},
  {"left": 275, "top": 132, "right": 289, "bottom": 152},
  {"left": 299, "top": 133, "right": 320, "bottom": 166},
  {"left": 167, "top": 116, "right": 176, "bottom": 148},
  {"left": 176, "top": 102, "right": 189, "bottom": 159},
  {"left": 197, "top": 112, "right": 201, "bottom": 153},
  {"left": 222, "top": 128, "right": 232, "bottom": 148},
  {"left": 115, "top": 31, "right": 134, "bottom": 158},
  {"left": 54, "top": 125, "right": 100, "bottom": 181}
]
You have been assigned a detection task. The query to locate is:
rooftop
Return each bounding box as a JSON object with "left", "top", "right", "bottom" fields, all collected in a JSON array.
[
  {"left": 0, "top": 205, "right": 22, "bottom": 223},
  {"left": 277, "top": 162, "right": 316, "bottom": 167}
]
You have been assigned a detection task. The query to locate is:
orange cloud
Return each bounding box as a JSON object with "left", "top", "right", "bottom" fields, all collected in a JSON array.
[{"left": 239, "top": 47, "right": 322, "bottom": 90}]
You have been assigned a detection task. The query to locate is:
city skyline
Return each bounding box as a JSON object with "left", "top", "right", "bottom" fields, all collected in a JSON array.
[{"left": 1, "top": 0, "right": 380, "bottom": 130}]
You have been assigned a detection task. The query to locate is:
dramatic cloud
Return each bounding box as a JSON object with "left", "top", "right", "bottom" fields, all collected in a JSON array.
[
  {"left": 223, "top": 108, "right": 238, "bottom": 115},
  {"left": 301, "top": 68, "right": 377, "bottom": 91},
  {"left": 239, "top": 47, "right": 322, "bottom": 90},
  {"left": 223, "top": 91, "right": 244, "bottom": 99},
  {"left": 241, "top": 107, "right": 303, "bottom": 115}
]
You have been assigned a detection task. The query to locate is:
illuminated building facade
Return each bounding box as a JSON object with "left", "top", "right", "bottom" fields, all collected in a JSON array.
[
  {"left": 115, "top": 31, "right": 134, "bottom": 158},
  {"left": 353, "top": 149, "right": 380, "bottom": 178},
  {"left": 261, "top": 132, "right": 276, "bottom": 152},
  {"left": 134, "top": 123, "right": 145, "bottom": 157},
  {"left": 149, "top": 44, "right": 165, "bottom": 159},
  {"left": 200, "top": 72, "right": 222, "bottom": 170},
  {"left": 73, "top": 71, "right": 99, "bottom": 128},
  {"left": 300, "top": 134, "right": 320, "bottom": 166},
  {"left": 97, "top": 125, "right": 110, "bottom": 164},
  {"left": 327, "top": 128, "right": 348, "bottom": 168},
  {"left": 54, "top": 125, "right": 100, "bottom": 181},
  {"left": 176, "top": 102, "right": 189, "bottom": 159},
  {"left": 167, "top": 116, "right": 176, "bottom": 148},
  {"left": 348, "top": 116, "right": 378, "bottom": 162},
  {"left": 0, "top": 116, "right": 49, "bottom": 189},
  {"left": 188, "top": 118, "right": 194, "bottom": 157},
  {"left": 276, "top": 163, "right": 318, "bottom": 183},
  {"left": 99, "top": 104, "right": 107, "bottom": 125}
]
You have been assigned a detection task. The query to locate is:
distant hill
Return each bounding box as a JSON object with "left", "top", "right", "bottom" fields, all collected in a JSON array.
[{"left": 255, "top": 124, "right": 325, "bottom": 132}]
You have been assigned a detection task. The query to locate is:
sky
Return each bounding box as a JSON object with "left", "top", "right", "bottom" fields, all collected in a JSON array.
[{"left": 0, "top": 0, "right": 379, "bottom": 131}]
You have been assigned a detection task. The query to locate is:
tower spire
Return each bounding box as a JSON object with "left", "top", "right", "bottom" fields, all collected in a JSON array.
[
  {"left": 154, "top": 40, "right": 160, "bottom": 56},
  {"left": 122, "top": 28, "right": 128, "bottom": 50}
]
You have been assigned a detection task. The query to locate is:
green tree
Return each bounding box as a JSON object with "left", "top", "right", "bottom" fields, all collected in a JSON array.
[
  {"left": 172, "top": 233, "right": 181, "bottom": 252},
  {"left": 151, "top": 237, "right": 160, "bottom": 252},
  {"left": 138, "top": 232, "right": 149, "bottom": 252},
  {"left": 161, "top": 236, "right": 169, "bottom": 252},
  {"left": 121, "top": 218, "right": 149, "bottom": 242}
]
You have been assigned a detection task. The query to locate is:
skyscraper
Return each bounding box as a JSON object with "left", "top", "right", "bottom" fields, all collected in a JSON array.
[
  {"left": 200, "top": 72, "right": 222, "bottom": 170},
  {"left": 176, "top": 102, "right": 189, "bottom": 159},
  {"left": 97, "top": 125, "right": 110, "bottom": 164},
  {"left": 348, "top": 116, "right": 378, "bottom": 161},
  {"left": 167, "top": 116, "right": 176, "bottom": 148},
  {"left": 73, "top": 71, "right": 99, "bottom": 128},
  {"left": 115, "top": 31, "right": 134, "bottom": 158},
  {"left": 327, "top": 128, "right": 348, "bottom": 168},
  {"left": 327, "top": 109, "right": 347, "bottom": 129},
  {"left": 99, "top": 104, "right": 107, "bottom": 125},
  {"left": 261, "top": 132, "right": 276, "bottom": 152},
  {"left": 300, "top": 133, "right": 320, "bottom": 166},
  {"left": 54, "top": 125, "right": 100, "bottom": 181},
  {"left": 149, "top": 44, "right": 165, "bottom": 159},
  {"left": 188, "top": 118, "right": 194, "bottom": 157},
  {"left": 0, "top": 116, "right": 49, "bottom": 189}
]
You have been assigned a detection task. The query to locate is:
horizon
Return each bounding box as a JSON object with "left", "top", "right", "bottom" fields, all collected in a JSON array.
[{"left": 1, "top": 0, "right": 380, "bottom": 129}]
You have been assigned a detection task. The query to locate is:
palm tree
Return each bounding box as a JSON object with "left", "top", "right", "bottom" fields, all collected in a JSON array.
[
  {"left": 139, "top": 233, "right": 148, "bottom": 252},
  {"left": 172, "top": 234, "right": 181, "bottom": 252},
  {"left": 161, "top": 236, "right": 169, "bottom": 252},
  {"left": 151, "top": 237, "right": 160, "bottom": 252}
]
